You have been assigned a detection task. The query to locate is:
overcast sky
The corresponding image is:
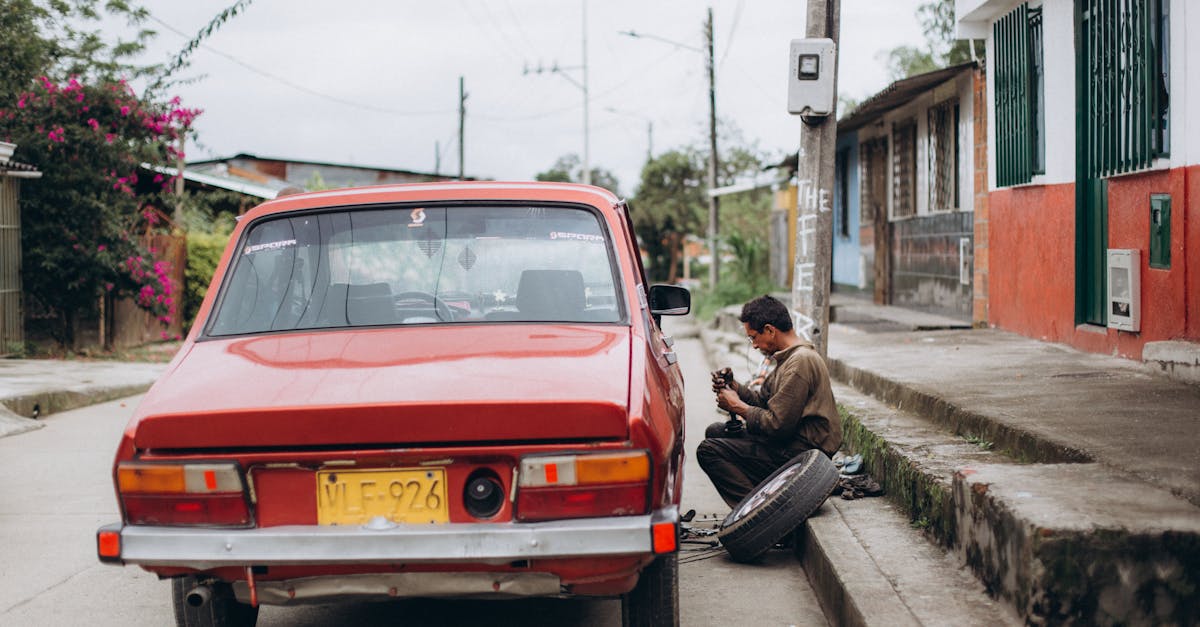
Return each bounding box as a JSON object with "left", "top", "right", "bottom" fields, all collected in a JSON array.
[{"left": 124, "top": 0, "right": 927, "bottom": 194}]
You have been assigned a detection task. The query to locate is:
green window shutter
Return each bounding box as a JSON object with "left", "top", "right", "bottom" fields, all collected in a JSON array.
[
  {"left": 994, "top": 4, "right": 1033, "bottom": 187},
  {"left": 1082, "top": 0, "right": 1165, "bottom": 177}
]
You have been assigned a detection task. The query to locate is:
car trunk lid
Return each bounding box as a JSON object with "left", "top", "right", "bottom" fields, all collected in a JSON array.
[{"left": 132, "top": 325, "right": 631, "bottom": 449}]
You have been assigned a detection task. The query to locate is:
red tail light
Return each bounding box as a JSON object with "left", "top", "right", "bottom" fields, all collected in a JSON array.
[
  {"left": 117, "top": 462, "right": 252, "bottom": 527},
  {"left": 517, "top": 484, "right": 648, "bottom": 522},
  {"left": 122, "top": 494, "right": 251, "bottom": 526},
  {"left": 516, "top": 452, "right": 650, "bottom": 521}
]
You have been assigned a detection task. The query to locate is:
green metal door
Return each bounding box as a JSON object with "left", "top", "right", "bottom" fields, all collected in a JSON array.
[
  {"left": 1076, "top": 0, "right": 1165, "bottom": 326},
  {"left": 1076, "top": 1, "right": 1107, "bottom": 326}
]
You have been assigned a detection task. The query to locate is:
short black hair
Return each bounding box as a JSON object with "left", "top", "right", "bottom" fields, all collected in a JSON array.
[{"left": 739, "top": 295, "right": 793, "bottom": 333}]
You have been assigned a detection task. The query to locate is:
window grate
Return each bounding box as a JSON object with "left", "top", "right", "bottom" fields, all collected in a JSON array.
[
  {"left": 928, "top": 100, "right": 959, "bottom": 211},
  {"left": 892, "top": 120, "right": 917, "bottom": 219},
  {"left": 858, "top": 137, "right": 888, "bottom": 224},
  {"left": 1080, "top": 0, "right": 1169, "bottom": 178},
  {"left": 994, "top": 3, "right": 1041, "bottom": 187}
]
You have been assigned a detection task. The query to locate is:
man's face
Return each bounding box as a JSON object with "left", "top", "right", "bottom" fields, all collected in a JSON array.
[{"left": 743, "top": 322, "right": 777, "bottom": 355}]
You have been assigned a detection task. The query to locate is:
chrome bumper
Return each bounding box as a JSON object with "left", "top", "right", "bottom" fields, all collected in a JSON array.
[{"left": 103, "top": 507, "right": 678, "bottom": 570}]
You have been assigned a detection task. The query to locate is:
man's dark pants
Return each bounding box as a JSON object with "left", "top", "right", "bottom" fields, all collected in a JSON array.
[{"left": 696, "top": 421, "right": 815, "bottom": 508}]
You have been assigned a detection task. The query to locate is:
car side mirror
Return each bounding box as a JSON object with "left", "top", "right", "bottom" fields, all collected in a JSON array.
[{"left": 648, "top": 284, "right": 690, "bottom": 316}]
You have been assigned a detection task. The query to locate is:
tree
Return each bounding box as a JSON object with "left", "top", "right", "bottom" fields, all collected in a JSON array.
[
  {"left": 3, "top": 77, "right": 198, "bottom": 346},
  {"left": 631, "top": 149, "right": 705, "bottom": 283},
  {"left": 879, "top": 0, "right": 983, "bottom": 80},
  {"left": 0, "top": 1, "right": 206, "bottom": 347},
  {"left": 534, "top": 153, "right": 621, "bottom": 196}
]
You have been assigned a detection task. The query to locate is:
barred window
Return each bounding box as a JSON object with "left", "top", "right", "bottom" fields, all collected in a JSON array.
[
  {"left": 928, "top": 99, "right": 960, "bottom": 211},
  {"left": 858, "top": 137, "right": 888, "bottom": 224},
  {"left": 892, "top": 120, "right": 917, "bottom": 219},
  {"left": 1079, "top": 0, "right": 1171, "bottom": 178},
  {"left": 994, "top": 3, "right": 1044, "bottom": 186}
]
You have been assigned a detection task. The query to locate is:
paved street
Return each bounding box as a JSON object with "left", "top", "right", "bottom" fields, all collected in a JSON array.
[{"left": 0, "top": 322, "right": 827, "bottom": 626}]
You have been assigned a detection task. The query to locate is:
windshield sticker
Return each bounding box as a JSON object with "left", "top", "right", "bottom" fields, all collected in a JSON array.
[
  {"left": 549, "top": 231, "right": 604, "bottom": 242},
  {"left": 408, "top": 208, "right": 427, "bottom": 228},
  {"left": 243, "top": 239, "right": 296, "bottom": 255}
]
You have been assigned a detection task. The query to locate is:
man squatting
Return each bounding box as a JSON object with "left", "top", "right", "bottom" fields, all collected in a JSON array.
[{"left": 696, "top": 295, "right": 843, "bottom": 507}]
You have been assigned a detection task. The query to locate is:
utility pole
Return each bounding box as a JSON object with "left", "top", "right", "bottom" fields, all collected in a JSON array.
[
  {"left": 705, "top": 6, "right": 720, "bottom": 289},
  {"left": 458, "top": 76, "right": 466, "bottom": 180},
  {"left": 581, "top": 0, "right": 591, "bottom": 185},
  {"left": 791, "top": 0, "right": 840, "bottom": 357}
]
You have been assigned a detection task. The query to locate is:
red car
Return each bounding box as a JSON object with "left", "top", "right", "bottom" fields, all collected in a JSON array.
[{"left": 96, "top": 182, "right": 690, "bottom": 626}]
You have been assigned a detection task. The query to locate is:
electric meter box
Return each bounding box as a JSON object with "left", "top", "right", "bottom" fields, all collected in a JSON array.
[
  {"left": 787, "top": 38, "right": 836, "bottom": 116},
  {"left": 1107, "top": 248, "right": 1141, "bottom": 332}
]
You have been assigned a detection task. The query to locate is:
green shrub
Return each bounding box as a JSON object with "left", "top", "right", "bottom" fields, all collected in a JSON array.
[{"left": 184, "top": 231, "right": 231, "bottom": 329}]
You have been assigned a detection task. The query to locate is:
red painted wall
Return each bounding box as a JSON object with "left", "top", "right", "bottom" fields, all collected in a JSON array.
[
  {"left": 988, "top": 185, "right": 1076, "bottom": 342},
  {"left": 988, "top": 165, "right": 1197, "bottom": 360},
  {"left": 1188, "top": 165, "right": 1200, "bottom": 339}
]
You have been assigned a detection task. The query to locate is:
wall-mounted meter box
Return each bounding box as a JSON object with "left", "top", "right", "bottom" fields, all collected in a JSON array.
[
  {"left": 787, "top": 38, "right": 836, "bottom": 116},
  {"left": 1107, "top": 249, "right": 1141, "bottom": 332}
]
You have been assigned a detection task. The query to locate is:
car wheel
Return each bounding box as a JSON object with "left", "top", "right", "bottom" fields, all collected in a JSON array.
[
  {"left": 621, "top": 552, "right": 679, "bottom": 627},
  {"left": 717, "top": 449, "right": 839, "bottom": 563},
  {"left": 172, "top": 576, "right": 259, "bottom": 627}
]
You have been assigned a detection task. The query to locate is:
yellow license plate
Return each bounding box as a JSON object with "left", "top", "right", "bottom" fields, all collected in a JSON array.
[{"left": 316, "top": 468, "right": 449, "bottom": 525}]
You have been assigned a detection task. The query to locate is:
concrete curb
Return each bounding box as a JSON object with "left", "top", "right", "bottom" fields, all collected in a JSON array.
[
  {"left": 835, "top": 381, "right": 1200, "bottom": 625},
  {"left": 0, "top": 406, "right": 44, "bottom": 438},
  {"left": 0, "top": 383, "right": 154, "bottom": 421},
  {"left": 827, "top": 357, "right": 1092, "bottom": 465},
  {"left": 798, "top": 505, "right": 920, "bottom": 627}
]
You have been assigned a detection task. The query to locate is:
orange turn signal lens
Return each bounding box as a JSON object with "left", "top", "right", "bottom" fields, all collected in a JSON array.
[
  {"left": 652, "top": 521, "right": 677, "bottom": 553},
  {"left": 97, "top": 530, "right": 121, "bottom": 560},
  {"left": 118, "top": 464, "right": 185, "bottom": 494},
  {"left": 575, "top": 452, "right": 650, "bottom": 484}
]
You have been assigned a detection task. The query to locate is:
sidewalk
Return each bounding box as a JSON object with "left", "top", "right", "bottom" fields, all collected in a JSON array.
[
  {"left": 699, "top": 294, "right": 1200, "bottom": 624},
  {"left": 0, "top": 359, "right": 167, "bottom": 438}
]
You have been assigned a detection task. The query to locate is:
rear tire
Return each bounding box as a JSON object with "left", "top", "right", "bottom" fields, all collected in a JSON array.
[
  {"left": 717, "top": 449, "right": 839, "bottom": 563},
  {"left": 172, "top": 576, "right": 259, "bottom": 627},
  {"left": 621, "top": 552, "right": 679, "bottom": 627}
]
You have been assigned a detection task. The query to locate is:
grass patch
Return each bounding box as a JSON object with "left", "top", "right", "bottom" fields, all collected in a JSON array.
[{"left": 964, "top": 434, "right": 994, "bottom": 450}]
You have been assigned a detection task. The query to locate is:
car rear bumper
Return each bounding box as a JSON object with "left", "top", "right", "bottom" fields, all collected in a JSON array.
[{"left": 99, "top": 507, "right": 678, "bottom": 570}]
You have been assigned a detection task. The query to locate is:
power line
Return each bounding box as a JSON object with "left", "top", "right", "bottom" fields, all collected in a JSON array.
[
  {"left": 719, "top": 0, "right": 746, "bottom": 72},
  {"left": 147, "top": 13, "right": 456, "bottom": 117}
]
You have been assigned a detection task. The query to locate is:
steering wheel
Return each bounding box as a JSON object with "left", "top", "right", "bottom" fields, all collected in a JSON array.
[{"left": 393, "top": 291, "right": 458, "bottom": 322}]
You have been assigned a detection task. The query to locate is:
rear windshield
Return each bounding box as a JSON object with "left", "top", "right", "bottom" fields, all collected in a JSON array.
[{"left": 206, "top": 204, "right": 624, "bottom": 336}]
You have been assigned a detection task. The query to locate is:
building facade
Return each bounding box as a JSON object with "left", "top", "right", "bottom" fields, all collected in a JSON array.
[
  {"left": 956, "top": 0, "right": 1198, "bottom": 359},
  {"left": 834, "top": 63, "right": 984, "bottom": 322}
]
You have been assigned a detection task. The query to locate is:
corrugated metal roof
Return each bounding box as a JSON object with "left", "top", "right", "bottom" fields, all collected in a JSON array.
[
  {"left": 142, "top": 163, "right": 280, "bottom": 199},
  {"left": 839, "top": 62, "right": 977, "bottom": 132}
]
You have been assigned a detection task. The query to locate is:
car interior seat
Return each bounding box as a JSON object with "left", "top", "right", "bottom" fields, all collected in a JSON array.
[
  {"left": 515, "top": 269, "right": 585, "bottom": 321},
  {"left": 346, "top": 282, "right": 395, "bottom": 325}
]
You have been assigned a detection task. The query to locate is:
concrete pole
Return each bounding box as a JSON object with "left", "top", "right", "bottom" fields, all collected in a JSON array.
[
  {"left": 706, "top": 7, "right": 721, "bottom": 289},
  {"left": 791, "top": 0, "right": 840, "bottom": 357}
]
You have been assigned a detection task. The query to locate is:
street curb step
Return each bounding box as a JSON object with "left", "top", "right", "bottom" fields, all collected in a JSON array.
[
  {"left": 827, "top": 357, "right": 1091, "bottom": 465},
  {"left": 0, "top": 383, "right": 154, "bottom": 422},
  {"left": 833, "top": 383, "right": 1200, "bottom": 625},
  {"left": 799, "top": 497, "right": 1019, "bottom": 627}
]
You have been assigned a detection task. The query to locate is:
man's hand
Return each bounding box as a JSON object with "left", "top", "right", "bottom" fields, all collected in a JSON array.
[
  {"left": 710, "top": 367, "right": 738, "bottom": 394},
  {"left": 715, "top": 387, "right": 744, "bottom": 414}
]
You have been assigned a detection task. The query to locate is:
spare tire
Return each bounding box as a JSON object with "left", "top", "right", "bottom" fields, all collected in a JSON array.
[{"left": 717, "top": 449, "right": 839, "bottom": 563}]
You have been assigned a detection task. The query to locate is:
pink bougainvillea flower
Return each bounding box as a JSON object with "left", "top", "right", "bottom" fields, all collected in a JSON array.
[{"left": 87, "top": 118, "right": 99, "bottom": 131}]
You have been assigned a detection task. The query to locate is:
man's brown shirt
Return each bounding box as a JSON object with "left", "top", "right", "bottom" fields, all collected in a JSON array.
[{"left": 735, "top": 341, "right": 842, "bottom": 456}]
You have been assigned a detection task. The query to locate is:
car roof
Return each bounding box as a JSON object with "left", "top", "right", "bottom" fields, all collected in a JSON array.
[{"left": 242, "top": 181, "right": 623, "bottom": 222}]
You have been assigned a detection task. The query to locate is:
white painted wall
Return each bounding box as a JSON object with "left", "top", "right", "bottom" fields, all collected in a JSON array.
[
  {"left": 1039, "top": 0, "right": 1076, "bottom": 184},
  {"left": 983, "top": 0, "right": 1197, "bottom": 186},
  {"left": 1181, "top": 0, "right": 1198, "bottom": 166}
]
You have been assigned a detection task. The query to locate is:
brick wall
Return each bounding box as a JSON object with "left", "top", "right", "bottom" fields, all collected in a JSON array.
[{"left": 972, "top": 66, "right": 989, "bottom": 326}]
